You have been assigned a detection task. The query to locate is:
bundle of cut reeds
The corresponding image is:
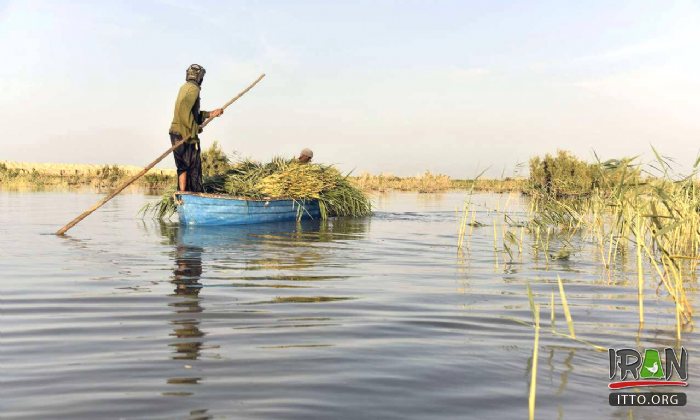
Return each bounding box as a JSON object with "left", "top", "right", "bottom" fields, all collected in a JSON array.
[{"left": 141, "top": 152, "right": 371, "bottom": 220}]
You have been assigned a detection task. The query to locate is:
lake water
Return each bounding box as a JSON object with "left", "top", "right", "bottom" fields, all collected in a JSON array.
[{"left": 1, "top": 191, "right": 698, "bottom": 419}]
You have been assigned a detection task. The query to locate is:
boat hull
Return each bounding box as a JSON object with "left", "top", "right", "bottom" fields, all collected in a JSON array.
[{"left": 176, "top": 193, "right": 321, "bottom": 226}]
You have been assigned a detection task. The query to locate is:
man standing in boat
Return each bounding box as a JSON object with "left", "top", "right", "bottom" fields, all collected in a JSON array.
[{"left": 169, "top": 64, "right": 224, "bottom": 192}]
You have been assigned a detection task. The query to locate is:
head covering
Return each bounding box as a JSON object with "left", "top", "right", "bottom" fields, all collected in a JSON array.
[
  {"left": 186, "top": 64, "right": 206, "bottom": 86},
  {"left": 300, "top": 148, "right": 313, "bottom": 159}
]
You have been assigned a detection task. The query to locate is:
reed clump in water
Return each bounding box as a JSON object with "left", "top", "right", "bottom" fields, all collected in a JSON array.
[
  {"left": 527, "top": 150, "right": 641, "bottom": 198},
  {"left": 527, "top": 150, "right": 697, "bottom": 337},
  {"left": 142, "top": 145, "right": 372, "bottom": 220}
]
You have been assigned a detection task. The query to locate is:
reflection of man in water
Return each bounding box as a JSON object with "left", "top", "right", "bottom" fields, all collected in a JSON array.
[{"left": 171, "top": 244, "right": 205, "bottom": 360}]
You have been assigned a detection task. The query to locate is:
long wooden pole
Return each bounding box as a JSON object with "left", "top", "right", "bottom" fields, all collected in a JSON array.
[{"left": 55, "top": 73, "right": 266, "bottom": 236}]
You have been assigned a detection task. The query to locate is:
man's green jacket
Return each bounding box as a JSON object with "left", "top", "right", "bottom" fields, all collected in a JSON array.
[{"left": 169, "top": 81, "right": 210, "bottom": 143}]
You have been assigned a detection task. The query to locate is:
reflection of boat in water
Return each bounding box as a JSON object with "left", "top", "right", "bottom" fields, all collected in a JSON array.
[
  {"left": 154, "top": 217, "right": 370, "bottom": 275},
  {"left": 176, "top": 192, "right": 320, "bottom": 226},
  {"left": 175, "top": 217, "right": 369, "bottom": 249}
]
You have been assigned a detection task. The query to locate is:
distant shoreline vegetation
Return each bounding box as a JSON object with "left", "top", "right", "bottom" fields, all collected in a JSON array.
[
  {"left": 13, "top": 147, "right": 663, "bottom": 195},
  {"left": 0, "top": 159, "right": 527, "bottom": 194}
]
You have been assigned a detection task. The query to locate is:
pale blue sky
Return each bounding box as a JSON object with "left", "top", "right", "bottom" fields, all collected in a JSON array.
[{"left": 1, "top": 0, "right": 699, "bottom": 177}]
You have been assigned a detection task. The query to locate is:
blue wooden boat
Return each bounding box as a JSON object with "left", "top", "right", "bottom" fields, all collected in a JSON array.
[{"left": 175, "top": 192, "right": 321, "bottom": 226}]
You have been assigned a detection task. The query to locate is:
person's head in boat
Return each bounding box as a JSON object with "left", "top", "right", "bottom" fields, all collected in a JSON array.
[
  {"left": 298, "top": 148, "right": 313, "bottom": 163},
  {"left": 186, "top": 64, "right": 206, "bottom": 86}
]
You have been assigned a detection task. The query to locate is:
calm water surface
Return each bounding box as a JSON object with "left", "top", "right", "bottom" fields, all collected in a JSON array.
[{"left": 1, "top": 191, "right": 698, "bottom": 419}]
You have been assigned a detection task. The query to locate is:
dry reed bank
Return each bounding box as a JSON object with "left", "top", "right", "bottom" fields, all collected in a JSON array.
[
  {"left": 0, "top": 161, "right": 176, "bottom": 190},
  {"left": 1, "top": 159, "right": 525, "bottom": 194},
  {"left": 351, "top": 172, "right": 525, "bottom": 193}
]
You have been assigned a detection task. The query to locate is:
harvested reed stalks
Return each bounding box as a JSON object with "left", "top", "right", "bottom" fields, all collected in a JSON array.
[{"left": 141, "top": 155, "right": 372, "bottom": 219}]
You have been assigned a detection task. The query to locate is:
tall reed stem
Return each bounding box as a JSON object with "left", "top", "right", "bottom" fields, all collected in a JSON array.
[{"left": 529, "top": 304, "right": 540, "bottom": 420}]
